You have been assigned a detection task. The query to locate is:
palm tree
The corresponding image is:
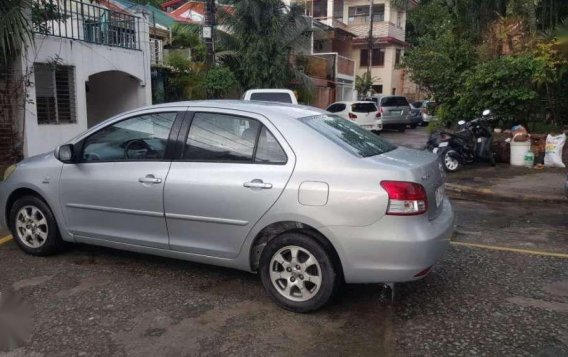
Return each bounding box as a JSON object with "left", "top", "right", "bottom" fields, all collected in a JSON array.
[
  {"left": 0, "top": 0, "right": 33, "bottom": 63},
  {"left": 216, "top": 0, "right": 314, "bottom": 91}
]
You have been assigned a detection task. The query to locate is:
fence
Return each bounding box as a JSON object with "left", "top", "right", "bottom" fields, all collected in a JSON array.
[{"left": 33, "top": 0, "right": 141, "bottom": 50}]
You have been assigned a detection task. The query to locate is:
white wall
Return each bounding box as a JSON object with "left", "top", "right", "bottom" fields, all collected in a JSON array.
[
  {"left": 22, "top": 13, "right": 151, "bottom": 156},
  {"left": 86, "top": 71, "right": 146, "bottom": 127}
]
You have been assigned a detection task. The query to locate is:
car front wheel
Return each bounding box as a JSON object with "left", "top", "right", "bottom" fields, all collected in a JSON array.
[
  {"left": 9, "top": 195, "right": 63, "bottom": 256},
  {"left": 259, "top": 232, "right": 337, "bottom": 313}
]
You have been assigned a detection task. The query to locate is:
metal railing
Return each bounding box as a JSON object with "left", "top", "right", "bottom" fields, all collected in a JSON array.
[{"left": 33, "top": 0, "right": 141, "bottom": 50}]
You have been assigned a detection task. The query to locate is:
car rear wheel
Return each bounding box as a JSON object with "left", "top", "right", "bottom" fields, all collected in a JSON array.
[
  {"left": 259, "top": 232, "right": 337, "bottom": 313},
  {"left": 9, "top": 195, "right": 63, "bottom": 256}
]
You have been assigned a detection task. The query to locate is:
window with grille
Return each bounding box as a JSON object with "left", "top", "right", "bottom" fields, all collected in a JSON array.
[{"left": 34, "top": 63, "right": 76, "bottom": 125}]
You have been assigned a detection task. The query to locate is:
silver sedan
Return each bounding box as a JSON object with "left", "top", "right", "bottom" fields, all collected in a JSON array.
[{"left": 0, "top": 101, "right": 454, "bottom": 312}]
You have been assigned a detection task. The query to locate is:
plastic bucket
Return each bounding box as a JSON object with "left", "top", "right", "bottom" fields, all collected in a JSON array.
[{"left": 510, "top": 133, "right": 531, "bottom": 166}]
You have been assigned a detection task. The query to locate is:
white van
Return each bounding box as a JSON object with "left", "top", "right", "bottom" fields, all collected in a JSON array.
[{"left": 243, "top": 89, "right": 298, "bottom": 104}]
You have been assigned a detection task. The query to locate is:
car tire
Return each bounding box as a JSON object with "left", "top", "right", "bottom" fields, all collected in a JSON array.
[
  {"left": 259, "top": 232, "right": 338, "bottom": 313},
  {"left": 398, "top": 125, "right": 406, "bottom": 133},
  {"left": 442, "top": 149, "right": 461, "bottom": 172},
  {"left": 9, "top": 195, "right": 64, "bottom": 256},
  {"left": 410, "top": 124, "right": 418, "bottom": 129}
]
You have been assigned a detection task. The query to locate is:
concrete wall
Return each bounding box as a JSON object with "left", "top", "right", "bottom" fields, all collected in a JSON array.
[
  {"left": 352, "top": 45, "right": 403, "bottom": 95},
  {"left": 22, "top": 12, "right": 151, "bottom": 157},
  {"left": 86, "top": 71, "right": 147, "bottom": 128}
]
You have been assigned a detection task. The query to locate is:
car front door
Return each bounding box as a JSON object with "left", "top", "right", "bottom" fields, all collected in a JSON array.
[
  {"left": 59, "top": 108, "right": 185, "bottom": 249},
  {"left": 164, "top": 109, "right": 295, "bottom": 258}
]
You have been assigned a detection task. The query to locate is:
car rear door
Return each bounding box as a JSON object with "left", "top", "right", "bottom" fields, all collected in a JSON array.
[
  {"left": 59, "top": 108, "right": 186, "bottom": 248},
  {"left": 163, "top": 108, "right": 295, "bottom": 258}
]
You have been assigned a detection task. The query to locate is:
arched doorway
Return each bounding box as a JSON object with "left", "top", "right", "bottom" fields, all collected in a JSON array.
[{"left": 86, "top": 71, "right": 146, "bottom": 128}]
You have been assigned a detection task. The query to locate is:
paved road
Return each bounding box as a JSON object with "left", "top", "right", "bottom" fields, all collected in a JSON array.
[
  {"left": 380, "top": 126, "right": 430, "bottom": 149},
  {"left": 1, "top": 199, "right": 567, "bottom": 357}
]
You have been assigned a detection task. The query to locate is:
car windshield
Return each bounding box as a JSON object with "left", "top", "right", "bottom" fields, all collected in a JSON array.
[
  {"left": 412, "top": 101, "right": 424, "bottom": 108},
  {"left": 381, "top": 96, "right": 409, "bottom": 107},
  {"left": 351, "top": 103, "right": 377, "bottom": 113},
  {"left": 300, "top": 114, "right": 396, "bottom": 158},
  {"left": 250, "top": 92, "right": 293, "bottom": 103}
]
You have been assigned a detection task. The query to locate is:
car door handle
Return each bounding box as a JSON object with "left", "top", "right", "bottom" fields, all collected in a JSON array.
[
  {"left": 138, "top": 175, "right": 162, "bottom": 184},
  {"left": 243, "top": 180, "right": 273, "bottom": 189}
]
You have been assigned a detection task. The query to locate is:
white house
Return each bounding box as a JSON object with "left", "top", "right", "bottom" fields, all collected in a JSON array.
[{"left": 20, "top": 0, "right": 152, "bottom": 157}]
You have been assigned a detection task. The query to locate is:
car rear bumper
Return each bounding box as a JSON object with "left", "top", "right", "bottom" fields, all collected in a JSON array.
[
  {"left": 361, "top": 122, "right": 383, "bottom": 131},
  {"left": 321, "top": 198, "right": 454, "bottom": 284},
  {"left": 381, "top": 117, "right": 411, "bottom": 126}
]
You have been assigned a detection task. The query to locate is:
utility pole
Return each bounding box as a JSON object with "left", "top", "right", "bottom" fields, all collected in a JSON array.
[
  {"left": 204, "top": 0, "right": 216, "bottom": 68},
  {"left": 366, "top": 0, "right": 374, "bottom": 95}
]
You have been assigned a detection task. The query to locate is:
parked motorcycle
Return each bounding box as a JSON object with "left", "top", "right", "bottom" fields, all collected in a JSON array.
[{"left": 426, "top": 109, "right": 496, "bottom": 172}]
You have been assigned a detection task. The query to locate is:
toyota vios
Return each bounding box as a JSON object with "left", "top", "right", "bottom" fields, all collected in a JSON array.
[{"left": 0, "top": 101, "right": 454, "bottom": 312}]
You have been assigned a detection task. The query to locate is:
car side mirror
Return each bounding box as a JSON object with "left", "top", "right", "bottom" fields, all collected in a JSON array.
[
  {"left": 482, "top": 109, "right": 491, "bottom": 117},
  {"left": 55, "top": 144, "right": 75, "bottom": 164}
]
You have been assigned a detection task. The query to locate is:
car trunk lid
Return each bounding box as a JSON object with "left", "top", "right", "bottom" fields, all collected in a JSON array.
[{"left": 365, "top": 147, "right": 446, "bottom": 220}]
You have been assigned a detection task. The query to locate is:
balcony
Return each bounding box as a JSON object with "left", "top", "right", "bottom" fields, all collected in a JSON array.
[
  {"left": 32, "top": 0, "right": 141, "bottom": 50},
  {"left": 313, "top": 53, "right": 355, "bottom": 80},
  {"left": 346, "top": 21, "right": 406, "bottom": 42}
]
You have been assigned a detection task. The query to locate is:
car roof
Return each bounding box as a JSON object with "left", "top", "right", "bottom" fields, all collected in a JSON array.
[
  {"left": 244, "top": 89, "right": 295, "bottom": 94},
  {"left": 328, "top": 101, "right": 376, "bottom": 105},
  {"left": 127, "top": 100, "right": 325, "bottom": 120}
]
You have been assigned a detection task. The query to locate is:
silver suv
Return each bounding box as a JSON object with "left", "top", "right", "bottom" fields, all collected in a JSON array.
[
  {"left": 368, "top": 95, "right": 412, "bottom": 132},
  {"left": 0, "top": 101, "right": 454, "bottom": 312}
]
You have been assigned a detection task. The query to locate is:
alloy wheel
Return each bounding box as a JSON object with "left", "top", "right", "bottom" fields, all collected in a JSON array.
[
  {"left": 269, "top": 245, "right": 322, "bottom": 302},
  {"left": 15, "top": 206, "right": 49, "bottom": 248}
]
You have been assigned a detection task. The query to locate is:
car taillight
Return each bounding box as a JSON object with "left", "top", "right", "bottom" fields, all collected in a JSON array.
[
  {"left": 375, "top": 111, "right": 381, "bottom": 118},
  {"left": 380, "top": 181, "right": 428, "bottom": 216},
  {"left": 348, "top": 112, "right": 357, "bottom": 119}
]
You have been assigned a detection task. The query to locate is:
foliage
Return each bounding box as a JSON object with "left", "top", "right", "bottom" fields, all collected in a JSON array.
[
  {"left": 165, "top": 51, "right": 207, "bottom": 100},
  {"left": 402, "top": 3, "right": 477, "bottom": 122},
  {"left": 204, "top": 66, "right": 237, "bottom": 98},
  {"left": 0, "top": 0, "right": 33, "bottom": 63},
  {"left": 458, "top": 56, "right": 541, "bottom": 124},
  {"left": 217, "top": 0, "right": 314, "bottom": 92},
  {"left": 170, "top": 23, "right": 207, "bottom": 62},
  {"left": 32, "top": 0, "right": 68, "bottom": 34},
  {"left": 403, "top": 0, "right": 568, "bottom": 127},
  {"left": 355, "top": 72, "right": 376, "bottom": 98}
]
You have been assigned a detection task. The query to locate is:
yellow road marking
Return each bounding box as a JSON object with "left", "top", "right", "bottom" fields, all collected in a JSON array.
[
  {"left": 451, "top": 241, "right": 568, "bottom": 259},
  {"left": 0, "top": 235, "right": 12, "bottom": 246}
]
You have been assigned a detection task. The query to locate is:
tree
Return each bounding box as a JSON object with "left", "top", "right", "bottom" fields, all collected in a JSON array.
[
  {"left": 0, "top": 0, "right": 33, "bottom": 62},
  {"left": 204, "top": 66, "right": 237, "bottom": 98},
  {"left": 216, "top": 0, "right": 313, "bottom": 91},
  {"left": 355, "top": 72, "right": 377, "bottom": 98}
]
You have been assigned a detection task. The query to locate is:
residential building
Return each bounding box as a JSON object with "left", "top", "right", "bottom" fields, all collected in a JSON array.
[
  {"left": 5, "top": 0, "right": 153, "bottom": 159},
  {"left": 306, "top": 0, "right": 415, "bottom": 98}
]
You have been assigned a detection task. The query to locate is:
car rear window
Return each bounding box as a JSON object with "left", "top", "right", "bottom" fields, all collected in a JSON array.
[
  {"left": 249, "top": 92, "right": 293, "bottom": 103},
  {"left": 326, "top": 103, "right": 346, "bottom": 113},
  {"left": 381, "top": 96, "right": 409, "bottom": 107},
  {"left": 300, "top": 115, "right": 396, "bottom": 158},
  {"left": 351, "top": 102, "right": 377, "bottom": 113},
  {"left": 412, "top": 101, "right": 424, "bottom": 108}
]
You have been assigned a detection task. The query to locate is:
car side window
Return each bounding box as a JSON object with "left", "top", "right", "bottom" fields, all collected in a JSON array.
[
  {"left": 184, "top": 112, "right": 261, "bottom": 162},
  {"left": 81, "top": 112, "right": 177, "bottom": 162},
  {"left": 255, "top": 126, "right": 287, "bottom": 164}
]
